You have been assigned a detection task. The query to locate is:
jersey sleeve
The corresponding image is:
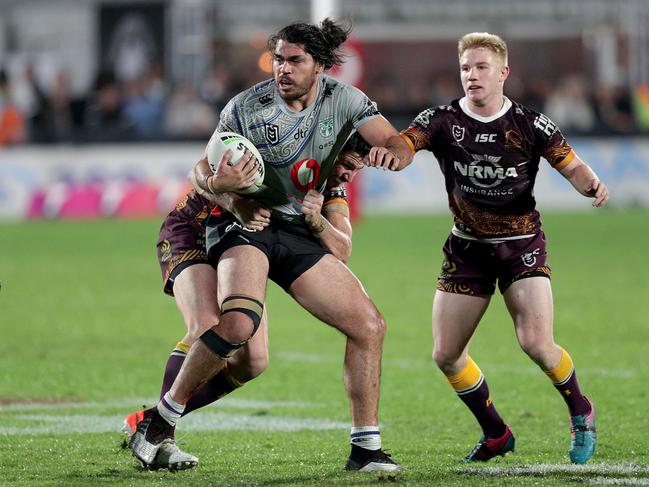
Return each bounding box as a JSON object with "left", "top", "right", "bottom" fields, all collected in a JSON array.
[
  {"left": 342, "top": 85, "right": 381, "bottom": 129},
  {"left": 531, "top": 112, "right": 576, "bottom": 170},
  {"left": 401, "top": 107, "right": 442, "bottom": 152},
  {"left": 216, "top": 97, "right": 242, "bottom": 133}
]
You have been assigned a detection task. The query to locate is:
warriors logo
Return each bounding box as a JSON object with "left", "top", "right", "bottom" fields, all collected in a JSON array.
[
  {"left": 319, "top": 118, "right": 334, "bottom": 138},
  {"left": 290, "top": 159, "right": 321, "bottom": 192}
]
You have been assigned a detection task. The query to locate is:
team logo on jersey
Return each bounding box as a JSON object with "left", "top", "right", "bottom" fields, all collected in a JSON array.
[
  {"left": 452, "top": 125, "right": 465, "bottom": 142},
  {"left": 319, "top": 118, "right": 334, "bottom": 138},
  {"left": 290, "top": 159, "right": 321, "bottom": 192},
  {"left": 265, "top": 123, "right": 279, "bottom": 144},
  {"left": 521, "top": 248, "right": 541, "bottom": 267},
  {"left": 159, "top": 240, "right": 171, "bottom": 262}
]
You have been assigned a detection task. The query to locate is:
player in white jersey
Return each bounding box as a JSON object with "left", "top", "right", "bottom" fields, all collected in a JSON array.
[{"left": 129, "top": 19, "right": 409, "bottom": 473}]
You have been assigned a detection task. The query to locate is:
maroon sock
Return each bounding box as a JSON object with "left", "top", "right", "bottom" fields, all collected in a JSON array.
[
  {"left": 159, "top": 348, "right": 187, "bottom": 399},
  {"left": 553, "top": 370, "right": 591, "bottom": 416},
  {"left": 183, "top": 370, "right": 239, "bottom": 415},
  {"left": 159, "top": 345, "right": 242, "bottom": 416},
  {"left": 458, "top": 378, "right": 507, "bottom": 438}
]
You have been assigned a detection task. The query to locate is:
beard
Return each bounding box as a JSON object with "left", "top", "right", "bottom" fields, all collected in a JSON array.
[{"left": 276, "top": 72, "right": 318, "bottom": 102}]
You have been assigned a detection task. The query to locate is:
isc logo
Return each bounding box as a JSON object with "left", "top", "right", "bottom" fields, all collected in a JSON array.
[{"left": 475, "top": 133, "right": 497, "bottom": 142}]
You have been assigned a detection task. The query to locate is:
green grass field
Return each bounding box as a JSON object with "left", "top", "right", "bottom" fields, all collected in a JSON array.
[{"left": 1, "top": 210, "right": 648, "bottom": 486}]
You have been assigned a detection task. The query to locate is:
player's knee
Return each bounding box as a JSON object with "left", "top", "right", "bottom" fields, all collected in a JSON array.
[
  {"left": 358, "top": 309, "right": 386, "bottom": 342},
  {"left": 199, "top": 295, "right": 264, "bottom": 359},
  {"left": 517, "top": 330, "right": 548, "bottom": 361}
]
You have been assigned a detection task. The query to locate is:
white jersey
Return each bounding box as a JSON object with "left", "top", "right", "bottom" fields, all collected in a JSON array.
[{"left": 215, "top": 74, "right": 380, "bottom": 222}]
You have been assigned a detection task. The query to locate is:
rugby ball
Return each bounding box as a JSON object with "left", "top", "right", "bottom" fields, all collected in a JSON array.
[{"left": 206, "top": 131, "right": 265, "bottom": 194}]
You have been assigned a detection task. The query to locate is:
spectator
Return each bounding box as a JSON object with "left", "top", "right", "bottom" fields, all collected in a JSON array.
[
  {"left": 543, "top": 75, "right": 596, "bottom": 134},
  {"left": 84, "top": 71, "right": 135, "bottom": 142},
  {"left": 164, "top": 83, "right": 216, "bottom": 138},
  {"left": 0, "top": 69, "right": 26, "bottom": 146},
  {"left": 592, "top": 83, "right": 636, "bottom": 135},
  {"left": 123, "top": 77, "right": 165, "bottom": 138}
]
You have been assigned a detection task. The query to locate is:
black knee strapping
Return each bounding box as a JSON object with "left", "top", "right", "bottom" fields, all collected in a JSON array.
[
  {"left": 221, "top": 295, "right": 264, "bottom": 335},
  {"left": 198, "top": 295, "right": 264, "bottom": 359},
  {"left": 199, "top": 329, "right": 244, "bottom": 359}
]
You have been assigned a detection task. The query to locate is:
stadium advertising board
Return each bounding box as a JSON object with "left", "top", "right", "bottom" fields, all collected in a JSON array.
[{"left": 0, "top": 138, "right": 647, "bottom": 220}]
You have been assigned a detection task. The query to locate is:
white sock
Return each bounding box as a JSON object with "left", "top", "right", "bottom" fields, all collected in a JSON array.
[
  {"left": 350, "top": 426, "right": 381, "bottom": 451},
  {"left": 157, "top": 392, "right": 185, "bottom": 426}
]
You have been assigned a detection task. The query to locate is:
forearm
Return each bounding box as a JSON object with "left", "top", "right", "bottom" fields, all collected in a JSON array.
[
  {"left": 188, "top": 158, "right": 239, "bottom": 210},
  {"left": 561, "top": 159, "right": 599, "bottom": 197},
  {"left": 385, "top": 134, "right": 415, "bottom": 170},
  {"left": 312, "top": 213, "right": 352, "bottom": 262}
]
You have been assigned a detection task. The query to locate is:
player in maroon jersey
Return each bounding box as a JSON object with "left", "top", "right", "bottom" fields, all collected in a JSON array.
[{"left": 374, "top": 32, "right": 608, "bottom": 464}]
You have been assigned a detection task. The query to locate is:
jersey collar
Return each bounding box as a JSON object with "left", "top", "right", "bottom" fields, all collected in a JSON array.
[{"left": 459, "top": 96, "right": 512, "bottom": 123}]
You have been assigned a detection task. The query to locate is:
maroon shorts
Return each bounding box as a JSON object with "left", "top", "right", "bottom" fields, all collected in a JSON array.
[
  {"left": 436, "top": 232, "right": 552, "bottom": 296},
  {"left": 157, "top": 191, "right": 212, "bottom": 296}
]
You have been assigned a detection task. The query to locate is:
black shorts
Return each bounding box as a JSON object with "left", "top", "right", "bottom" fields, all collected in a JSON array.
[
  {"left": 205, "top": 212, "right": 329, "bottom": 292},
  {"left": 436, "top": 232, "right": 552, "bottom": 296},
  {"left": 157, "top": 191, "right": 211, "bottom": 296}
]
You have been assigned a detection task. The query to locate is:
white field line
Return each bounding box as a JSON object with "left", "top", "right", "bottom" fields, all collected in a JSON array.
[
  {"left": 456, "top": 463, "right": 649, "bottom": 477},
  {"left": 278, "top": 352, "right": 637, "bottom": 378},
  {"left": 590, "top": 478, "right": 649, "bottom": 485},
  {"left": 0, "top": 397, "right": 320, "bottom": 413},
  {"left": 1, "top": 411, "right": 348, "bottom": 436}
]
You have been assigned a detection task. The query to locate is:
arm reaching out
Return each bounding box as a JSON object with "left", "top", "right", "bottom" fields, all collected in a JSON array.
[
  {"left": 355, "top": 116, "right": 414, "bottom": 171},
  {"left": 559, "top": 155, "right": 609, "bottom": 207}
]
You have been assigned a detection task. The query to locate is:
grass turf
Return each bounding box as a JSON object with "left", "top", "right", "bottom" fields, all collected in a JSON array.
[{"left": 1, "top": 210, "right": 648, "bottom": 485}]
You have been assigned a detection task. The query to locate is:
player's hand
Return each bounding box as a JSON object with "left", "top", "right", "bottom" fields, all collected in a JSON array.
[
  {"left": 301, "top": 190, "right": 326, "bottom": 232},
  {"left": 206, "top": 149, "right": 261, "bottom": 193},
  {"left": 231, "top": 199, "right": 271, "bottom": 231},
  {"left": 364, "top": 146, "right": 401, "bottom": 171},
  {"left": 586, "top": 179, "right": 609, "bottom": 207}
]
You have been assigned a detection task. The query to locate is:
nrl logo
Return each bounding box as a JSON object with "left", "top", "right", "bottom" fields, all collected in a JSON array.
[
  {"left": 452, "top": 125, "right": 465, "bottom": 142},
  {"left": 319, "top": 118, "right": 334, "bottom": 138},
  {"left": 265, "top": 123, "right": 279, "bottom": 144},
  {"left": 521, "top": 248, "right": 541, "bottom": 267}
]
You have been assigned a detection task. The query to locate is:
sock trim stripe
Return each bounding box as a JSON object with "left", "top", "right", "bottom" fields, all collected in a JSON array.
[
  {"left": 160, "top": 396, "right": 183, "bottom": 415},
  {"left": 456, "top": 374, "right": 485, "bottom": 395},
  {"left": 553, "top": 367, "right": 575, "bottom": 386},
  {"left": 351, "top": 430, "right": 380, "bottom": 438}
]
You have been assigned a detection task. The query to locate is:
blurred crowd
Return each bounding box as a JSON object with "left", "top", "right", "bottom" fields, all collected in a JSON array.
[{"left": 0, "top": 61, "right": 643, "bottom": 148}]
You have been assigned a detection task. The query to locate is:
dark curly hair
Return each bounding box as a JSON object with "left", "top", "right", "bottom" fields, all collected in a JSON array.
[
  {"left": 267, "top": 18, "right": 351, "bottom": 69},
  {"left": 341, "top": 132, "right": 371, "bottom": 157}
]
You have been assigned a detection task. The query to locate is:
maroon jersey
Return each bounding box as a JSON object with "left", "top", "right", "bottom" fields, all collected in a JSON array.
[{"left": 402, "top": 97, "right": 575, "bottom": 239}]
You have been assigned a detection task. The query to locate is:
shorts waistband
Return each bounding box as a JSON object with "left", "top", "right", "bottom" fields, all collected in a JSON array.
[{"left": 451, "top": 225, "right": 537, "bottom": 244}]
